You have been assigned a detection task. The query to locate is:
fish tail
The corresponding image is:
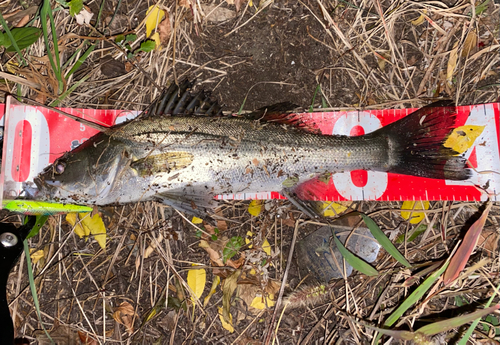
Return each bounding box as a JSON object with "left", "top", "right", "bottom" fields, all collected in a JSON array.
[{"left": 379, "top": 100, "right": 471, "bottom": 180}]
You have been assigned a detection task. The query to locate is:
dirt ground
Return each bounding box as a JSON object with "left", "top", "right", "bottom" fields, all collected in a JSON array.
[{"left": 1, "top": 0, "right": 500, "bottom": 344}]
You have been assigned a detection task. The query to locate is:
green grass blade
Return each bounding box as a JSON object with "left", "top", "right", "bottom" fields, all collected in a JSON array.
[
  {"left": 361, "top": 214, "right": 411, "bottom": 268},
  {"left": 50, "top": 74, "right": 90, "bottom": 106},
  {"left": 458, "top": 281, "right": 500, "bottom": 345},
  {"left": 418, "top": 304, "right": 500, "bottom": 336},
  {"left": 0, "top": 12, "right": 27, "bottom": 65},
  {"left": 309, "top": 84, "right": 321, "bottom": 112},
  {"left": 23, "top": 238, "right": 55, "bottom": 344},
  {"left": 373, "top": 261, "right": 449, "bottom": 343},
  {"left": 331, "top": 228, "right": 378, "bottom": 277},
  {"left": 40, "top": 0, "right": 63, "bottom": 94}
]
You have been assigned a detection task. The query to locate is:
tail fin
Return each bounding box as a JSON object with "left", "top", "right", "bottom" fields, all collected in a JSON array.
[{"left": 377, "top": 100, "right": 471, "bottom": 180}]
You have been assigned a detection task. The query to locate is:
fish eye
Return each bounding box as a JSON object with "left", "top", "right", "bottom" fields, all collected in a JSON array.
[{"left": 55, "top": 161, "right": 66, "bottom": 175}]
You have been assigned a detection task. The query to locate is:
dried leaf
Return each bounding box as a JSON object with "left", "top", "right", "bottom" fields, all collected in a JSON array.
[
  {"left": 74, "top": 8, "right": 94, "bottom": 25},
  {"left": 410, "top": 10, "right": 427, "bottom": 26},
  {"left": 478, "top": 228, "right": 498, "bottom": 256},
  {"left": 248, "top": 200, "right": 262, "bottom": 216},
  {"left": 78, "top": 331, "right": 98, "bottom": 345},
  {"left": 401, "top": 201, "right": 429, "bottom": 224},
  {"left": 145, "top": 5, "right": 165, "bottom": 38},
  {"left": 443, "top": 202, "right": 492, "bottom": 285},
  {"left": 158, "top": 13, "right": 172, "bottom": 45},
  {"left": 112, "top": 302, "right": 136, "bottom": 335},
  {"left": 200, "top": 4, "right": 237, "bottom": 23},
  {"left": 187, "top": 264, "right": 206, "bottom": 300},
  {"left": 218, "top": 307, "right": 234, "bottom": 332},
  {"left": 144, "top": 233, "right": 163, "bottom": 259},
  {"left": 444, "top": 125, "right": 485, "bottom": 154},
  {"left": 222, "top": 270, "right": 241, "bottom": 324},
  {"left": 447, "top": 42, "right": 459, "bottom": 86},
  {"left": 462, "top": 31, "right": 478, "bottom": 58},
  {"left": 199, "top": 240, "right": 224, "bottom": 266}
]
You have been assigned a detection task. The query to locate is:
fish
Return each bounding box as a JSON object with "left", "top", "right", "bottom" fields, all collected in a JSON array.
[{"left": 33, "top": 81, "right": 471, "bottom": 217}]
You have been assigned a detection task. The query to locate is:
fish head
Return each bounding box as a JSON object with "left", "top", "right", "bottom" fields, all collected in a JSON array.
[{"left": 34, "top": 133, "right": 131, "bottom": 204}]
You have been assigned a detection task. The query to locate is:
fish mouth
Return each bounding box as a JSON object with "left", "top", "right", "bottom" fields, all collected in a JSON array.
[{"left": 33, "top": 176, "right": 57, "bottom": 200}]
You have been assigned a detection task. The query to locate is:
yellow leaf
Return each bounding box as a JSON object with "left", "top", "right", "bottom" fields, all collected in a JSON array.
[
  {"left": 79, "top": 212, "right": 107, "bottom": 249},
  {"left": 66, "top": 213, "right": 88, "bottom": 238},
  {"left": 203, "top": 276, "right": 220, "bottom": 307},
  {"left": 150, "top": 32, "right": 161, "bottom": 50},
  {"left": 5, "top": 60, "right": 18, "bottom": 74},
  {"left": 187, "top": 264, "right": 206, "bottom": 300},
  {"left": 30, "top": 249, "right": 45, "bottom": 265},
  {"left": 444, "top": 125, "right": 485, "bottom": 154},
  {"left": 218, "top": 307, "right": 234, "bottom": 333},
  {"left": 250, "top": 294, "right": 275, "bottom": 310},
  {"left": 245, "top": 231, "right": 254, "bottom": 248},
  {"left": 410, "top": 10, "right": 427, "bottom": 26},
  {"left": 447, "top": 42, "right": 459, "bottom": 86},
  {"left": 262, "top": 238, "right": 271, "bottom": 256},
  {"left": 145, "top": 5, "right": 165, "bottom": 38},
  {"left": 192, "top": 216, "right": 203, "bottom": 224},
  {"left": 318, "top": 201, "right": 348, "bottom": 217},
  {"left": 248, "top": 200, "right": 262, "bottom": 216},
  {"left": 401, "top": 201, "right": 430, "bottom": 224}
]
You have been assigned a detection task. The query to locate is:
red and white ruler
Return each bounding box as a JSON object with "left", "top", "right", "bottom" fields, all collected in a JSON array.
[{"left": 1, "top": 98, "right": 498, "bottom": 203}]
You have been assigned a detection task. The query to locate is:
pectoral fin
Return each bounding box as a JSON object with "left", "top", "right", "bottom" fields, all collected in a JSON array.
[
  {"left": 155, "top": 188, "right": 218, "bottom": 219},
  {"left": 131, "top": 152, "right": 194, "bottom": 176}
]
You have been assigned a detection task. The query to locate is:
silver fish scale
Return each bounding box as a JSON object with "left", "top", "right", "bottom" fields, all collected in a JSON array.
[{"left": 108, "top": 116, "right": 389, "bottom": 196}]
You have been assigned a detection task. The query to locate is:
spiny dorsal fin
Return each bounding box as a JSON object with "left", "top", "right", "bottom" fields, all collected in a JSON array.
[{"left": 138, "top": 79, "right": 223, "bottom": 120}]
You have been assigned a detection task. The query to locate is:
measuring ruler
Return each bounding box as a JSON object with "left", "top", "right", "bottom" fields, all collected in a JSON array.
[{"left": 1, "top": 99, "right": 498, "bottom": 203}]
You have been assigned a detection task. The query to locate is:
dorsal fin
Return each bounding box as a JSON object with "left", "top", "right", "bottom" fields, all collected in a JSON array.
[
  {"left": 140, "top": 79, "right": 223, "bottom": 119},
  {"left": 245, "top": 102, "right": 321, "bottom": 133}
]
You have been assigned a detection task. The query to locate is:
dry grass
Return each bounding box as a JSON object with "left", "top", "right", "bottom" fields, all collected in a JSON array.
[{"left": 1, "top": 0, "right": 499, "bottom": 344}]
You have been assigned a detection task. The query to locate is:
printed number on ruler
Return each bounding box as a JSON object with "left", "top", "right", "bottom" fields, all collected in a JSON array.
[
  {"left": 5, "top": 107, "right": 50, "bottom": 196},
  {"left": 330, "top": 111, "right": 388, "bottom": 200}
]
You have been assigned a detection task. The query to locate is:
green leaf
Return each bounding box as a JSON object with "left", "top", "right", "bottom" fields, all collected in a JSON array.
[
  {"left": 222, "top": 236, "right": 244, "bottom": 263},
  {"left": 126, "top": 34, "right": 137, "bottom": 42},
  {"left": 69, "top": 0, "right": 83, "bottom": 16},
  {"left": 475, "top": 0, "right": 490, "bottom": 15},
  {"left": 115, "top": 34, "right": 125, "bottom": 43},
  {"left": 26, "top": 216, "right": 49, "bottom": 240},
  {"left": 332, "top": 229, "right": 378, "bottom": 277},
  {"left": 361, "top": 214, "right": 411, "bottom": 268},
  {"left": 3, "top": 27, "right": 42, "bottom": 51},
  {"left": 396, "top": 223, "right": 427, "bottom": 243},
  {"left": 137, "top": 40, "right": 156, "bottom": 52},
  {"left": 0, "top": 31, "right": 5, "bottom": 46}
]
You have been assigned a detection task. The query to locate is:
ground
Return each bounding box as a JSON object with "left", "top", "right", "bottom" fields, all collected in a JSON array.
[{"left": 0, "top": 0, "right": 499, "bottom": 344}]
